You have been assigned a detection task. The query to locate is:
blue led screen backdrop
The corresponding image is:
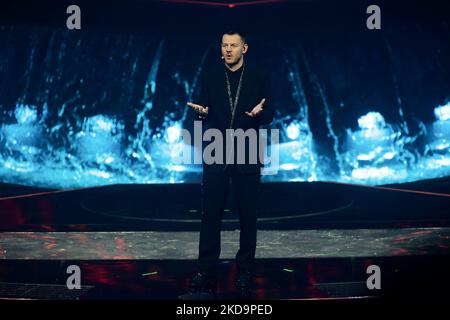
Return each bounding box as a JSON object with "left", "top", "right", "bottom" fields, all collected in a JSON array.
[{"left": 0, "top": 0, "right": 449, "bottom": 188}]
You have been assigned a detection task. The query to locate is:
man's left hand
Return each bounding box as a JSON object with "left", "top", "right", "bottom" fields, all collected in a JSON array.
[{"left": 245, "top": 98, "right": 266, "bottom": 117}]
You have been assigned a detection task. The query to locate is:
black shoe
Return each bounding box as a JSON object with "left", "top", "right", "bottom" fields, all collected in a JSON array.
[
  {"left": 236, "top": 270, "right": 253, "bottom": 298},
  {"left": 188, "top": 271, "right": 217, "bottom": 295}
]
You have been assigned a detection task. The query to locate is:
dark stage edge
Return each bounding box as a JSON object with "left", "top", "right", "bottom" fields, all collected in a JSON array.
[
  {"left": 1, "top": 176, "right": 450, "bottom": 232},
  {"left": 0, "top": 255, "right": 449, "bottom": 300}
]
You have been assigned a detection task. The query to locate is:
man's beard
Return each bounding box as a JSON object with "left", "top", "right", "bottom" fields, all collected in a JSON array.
[{"left": 226, "top": 56, "right": 242, "bottom": 67}]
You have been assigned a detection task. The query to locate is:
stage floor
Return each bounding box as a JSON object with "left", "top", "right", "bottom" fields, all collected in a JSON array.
[
  {"left": 1, "top": 227, "right": 449, "bottom": 300},
  {"left": 1, "top": 227, "right": 449, "bottom": 260},
  {"left": 1, "top": 179, "right": 449, "bottom": 300}
]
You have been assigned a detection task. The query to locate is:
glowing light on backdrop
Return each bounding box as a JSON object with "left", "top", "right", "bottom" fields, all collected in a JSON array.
[
  {"left": 434, "top": 102, "right": 450, "bottom": 121},
  {"left": 0, "top": 26, "right": 448, "bottom": 188},
  {"left": 1, "top": 101, "right": 450, "bottom": 188},
  {"left": 286, "top": 122, "right": 300, "bottom": 140}
]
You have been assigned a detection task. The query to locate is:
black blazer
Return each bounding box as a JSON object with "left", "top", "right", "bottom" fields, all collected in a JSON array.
[{"left": 195, "top": 63, "right": 274, "bottom": 174}]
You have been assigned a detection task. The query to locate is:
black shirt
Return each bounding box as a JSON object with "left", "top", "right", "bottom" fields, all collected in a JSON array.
[
  {"left": 195, "top": 62, "right": 274, "bottom": 173},
  {"left": 198, "top": 63, "right": 274, "bottom": 130},
  {"left": 225, "top": 64, "right": 244, "bottom": 115}
]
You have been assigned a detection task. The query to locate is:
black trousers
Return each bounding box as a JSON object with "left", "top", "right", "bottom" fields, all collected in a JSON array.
[{"left": 198, "top": 165, "right": 261, "bottom": 273}]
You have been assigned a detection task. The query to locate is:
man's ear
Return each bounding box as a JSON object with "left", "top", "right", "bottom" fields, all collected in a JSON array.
[{"left": 243, "top": 43, "right": 248, "bottom": 54}]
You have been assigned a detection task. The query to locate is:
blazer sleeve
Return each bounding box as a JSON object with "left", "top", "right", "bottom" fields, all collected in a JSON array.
[
  {"left": 195, "top": 70, "right": 211, "bottom": 124},
  {"left": 257, "top": 71, "right": 275, "bottom": 126}
]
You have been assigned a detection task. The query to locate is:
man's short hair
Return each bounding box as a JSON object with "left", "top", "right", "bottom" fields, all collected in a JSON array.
[{"left": 222, "top": 30, "right": 247, "bottom": 44}]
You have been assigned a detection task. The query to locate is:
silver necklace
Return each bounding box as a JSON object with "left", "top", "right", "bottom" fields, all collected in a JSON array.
[{"left": 225, "top": 64, "right": 245, "bottom": 129}]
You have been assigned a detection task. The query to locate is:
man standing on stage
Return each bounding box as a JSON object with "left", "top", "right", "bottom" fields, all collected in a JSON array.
[{"left": 187, "top": 30, "right": 274, "bottom": 297}]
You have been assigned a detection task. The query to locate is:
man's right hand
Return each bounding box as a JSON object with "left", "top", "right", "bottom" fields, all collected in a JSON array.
[{"left": 187, "top": 102, "right": 208, "bottom": 118}]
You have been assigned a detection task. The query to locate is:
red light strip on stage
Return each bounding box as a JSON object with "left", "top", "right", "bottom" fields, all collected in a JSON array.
[
  {"left": 0, "top": 181, "right": 449, "bottom": 202},
  {"left": 0, "top": 186, "right": 106, "bottom": 201},
  {"left": 323, "top": 181, "right": 450, "bottom": 198},
  {"left": 159, "top": 0, "right": 286, "bottom": 8}
]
